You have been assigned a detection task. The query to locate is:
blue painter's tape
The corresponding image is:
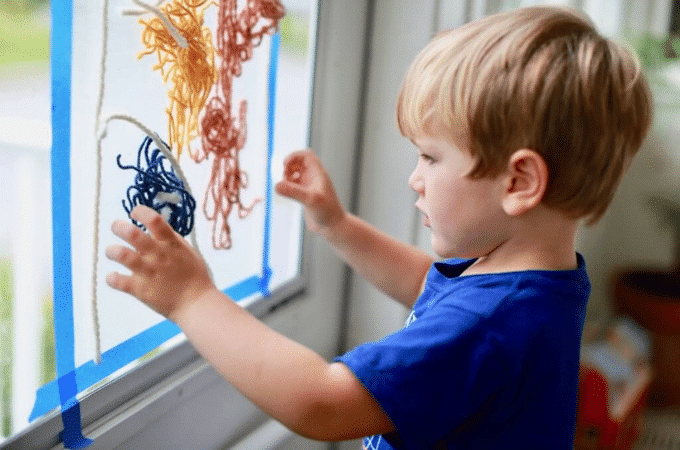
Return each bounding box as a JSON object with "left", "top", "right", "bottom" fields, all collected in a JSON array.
[
  {"left": 59, "top": 382, "right": 93, "bottom": 448},
  {"left": 31, "top": 320, "right": 181, "bottom": 421},
  {"left": 224, "top": 275, "right": 261, "bottom": 301},
  {"left": 32, "top": 267, "right": 263, "bottom": 421},
  {"left": 261, "top": 32, "right": 280, "bottom": 298},
  {"left": 76, "top": 321, "right": 181, "bottom": 390},
  {"left": 50, "top": 0, "right": 93, "bottom": 448},
  {"left": 258, "top": 266, "right": 273, "bottom": 299},
  {"left": 52, "top": 0, "right": 75, "bottom": 378}
]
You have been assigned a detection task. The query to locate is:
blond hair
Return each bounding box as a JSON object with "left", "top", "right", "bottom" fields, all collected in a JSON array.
[{"left": 397, "top": 6, "right": 653, "bottom": 225}]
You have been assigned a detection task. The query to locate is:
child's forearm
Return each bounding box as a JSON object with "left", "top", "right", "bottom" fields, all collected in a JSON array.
[
  {"left": 275, "top": 150, "right": 432, "bottom": 306},
  {"left": 320, "top": 212, "right": 433, "bottom": 307},
  {"left": 106, "top": 206, "right": 394, "bottom": 440},
  {"left": 171, "top": 288, "right": 394, "bottom": 441}
]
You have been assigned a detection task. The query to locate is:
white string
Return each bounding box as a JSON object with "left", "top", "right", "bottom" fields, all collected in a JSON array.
[
  {"left": 121, "top": 0, "right": 162, "bottom": 15},
  {"left": 90, "top": 0, "right": 112, "bottom": 366},
  {"left": 129, "top": 0, "right": 189, "bottom": 49},
  {"left": 91, "top": 0, "right": 209, "bottom": 365}
]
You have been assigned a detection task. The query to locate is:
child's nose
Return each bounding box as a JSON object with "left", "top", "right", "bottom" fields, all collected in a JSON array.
[{"left": 408, "top": 169, "right": 424, "bottom": 194}]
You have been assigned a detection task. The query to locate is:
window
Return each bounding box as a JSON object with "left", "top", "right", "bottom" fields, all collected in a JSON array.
[
  {"left": 0, "top": 0, "right": 53, "bottom": 442},
  {"left": 0, "top": 118, "right": 54, "bottom": 444},
  {"left": 1, "top": 0, "right": 320, "bottom": 446}
]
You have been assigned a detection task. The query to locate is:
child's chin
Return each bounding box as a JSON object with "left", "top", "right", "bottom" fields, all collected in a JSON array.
[{"left": 431, "top": 241, "right": 457, "bottom": 259}]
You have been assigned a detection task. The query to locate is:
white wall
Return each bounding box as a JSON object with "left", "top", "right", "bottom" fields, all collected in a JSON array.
[{"left": 343, "top": 0, "right": 439, "bottom": 353}]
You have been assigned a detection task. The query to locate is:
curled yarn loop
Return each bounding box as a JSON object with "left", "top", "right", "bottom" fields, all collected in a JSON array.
[{"left": 118, "top": 136, "right": 197, "bottom": 236}]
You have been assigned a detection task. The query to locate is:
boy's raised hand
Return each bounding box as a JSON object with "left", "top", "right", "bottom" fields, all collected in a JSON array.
[
  {"left": 277, "top": 151, "right": 432, "bottom": 308},
  {"left": 275, "top": 149, "right": 346, "bottom": 235},
  {"left": 105, "top": 205, "right": 217, "bottom": 322}
]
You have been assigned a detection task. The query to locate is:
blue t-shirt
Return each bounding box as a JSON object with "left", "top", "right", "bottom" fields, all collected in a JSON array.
[{"left": 336, "top": 254, "right": 590, "bottom": 449}]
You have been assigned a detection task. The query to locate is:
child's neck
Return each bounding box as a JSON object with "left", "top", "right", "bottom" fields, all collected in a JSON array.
[{"left": 462, "top": 209, "right": 579, "bottom": 276}]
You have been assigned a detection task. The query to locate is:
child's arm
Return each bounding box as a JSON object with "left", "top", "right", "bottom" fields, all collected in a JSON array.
[
  {"left": 275, "top": 149, "right": 433, "bottom": 307},
  {"left": 105, "top": 205, "right": 395, "bottom": 441}
]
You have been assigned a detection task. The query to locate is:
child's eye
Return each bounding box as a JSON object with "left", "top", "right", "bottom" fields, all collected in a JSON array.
[{"left": 420, "top": 154, "right": 436, "bottom": 164}]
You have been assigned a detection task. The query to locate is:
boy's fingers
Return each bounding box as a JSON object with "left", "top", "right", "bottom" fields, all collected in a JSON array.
[
  {"left": 106, "top": 271, "right": 135, "bottom": 296},
  {"left": 284, "top": 161, "right": 303, "bottom": 182},
  {"left": 282, "top": 149, "right": 320, "bottom": 179},
  {"left": 283, "top": 154, "right": 306, "bottom": 180},
  {"left": 111, "top": 219, "right": 156, "bottom": 254},
  {"left": 105, "top": 244, "right": 145, "bottom": 273},
  {"left": 282, "top": 148, "right": 313, "bottom": 167},
  {"left": 130, "top": 205, "right": 177, "bottom": 242},
  {"left": 275, "top": 179, "right": 310, "bottom": 203}
]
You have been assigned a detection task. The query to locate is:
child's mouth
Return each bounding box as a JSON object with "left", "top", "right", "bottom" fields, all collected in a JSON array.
[{"left": 415, "top": 203, "right": 430, "bottom": 227}]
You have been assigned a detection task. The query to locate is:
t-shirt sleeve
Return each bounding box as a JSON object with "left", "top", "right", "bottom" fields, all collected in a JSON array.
[{"left": 335, "top": 304, "right": 514, "bottom": 449}]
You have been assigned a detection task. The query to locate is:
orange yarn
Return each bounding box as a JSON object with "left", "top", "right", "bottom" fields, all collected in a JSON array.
[
  {"left": 138, "top": 0, "right": 216, "bottom": 160},
  {"left": 200, "top": 0, "right": 285, "bottom": 249}
]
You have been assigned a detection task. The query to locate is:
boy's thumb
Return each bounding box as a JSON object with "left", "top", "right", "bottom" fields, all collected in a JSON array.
[{"left": 275, "top": 180, "right": 308, "bottom": 203}]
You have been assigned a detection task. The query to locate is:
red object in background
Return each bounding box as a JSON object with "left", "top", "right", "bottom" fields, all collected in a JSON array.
[
  {"left": 613, "top": 270, "right": 680, "bottom": 408},
  {"left": 574, "top": 364, "right": 651, "bottom": 450}
]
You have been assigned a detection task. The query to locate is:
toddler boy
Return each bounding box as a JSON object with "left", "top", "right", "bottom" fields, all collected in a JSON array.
[{"left": 106, "top": 5, "right": 652, "bottom": 449}]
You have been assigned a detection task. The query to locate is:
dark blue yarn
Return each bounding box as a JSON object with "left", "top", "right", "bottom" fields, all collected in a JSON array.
[{"left": 117, "top": 136, "right": 196, "bottom": 236}]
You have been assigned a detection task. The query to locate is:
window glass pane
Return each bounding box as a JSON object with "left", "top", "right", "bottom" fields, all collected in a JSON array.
[
  {"left": 0, "top": 0, "right": 52, "bottom": 443},
  {"left": 1, "top": 0, "right": 317, "bottom": 443}
]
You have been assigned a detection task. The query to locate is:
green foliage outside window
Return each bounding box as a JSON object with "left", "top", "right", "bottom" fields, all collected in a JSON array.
[
  {"left": 633, "top": 33, "right": 680, "bottom": 109},
  {"left": 636, "top": 34, "right": 680, "bottom": 70},
  {"left": 0, "top": 0, "right": 48, "bottom": 14},
  {"left": 0, "top": 258, "right": 55, "bottom": 440},
  {"left": 41, "top": 293, "right": 55, "bottom": 386},
  {"left": 279, "top": 12, "right": 309, "bottom": 56},
  {"left": 0, "top": 0, "right": 49, "bottom": 66},
  {"left": 1, "top": 259, "right": 13, "bottom": 438}
]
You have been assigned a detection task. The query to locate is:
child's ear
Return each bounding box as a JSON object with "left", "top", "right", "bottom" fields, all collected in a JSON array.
[{"left": 501, "top": 149, "right": 548, "bottom": 217}]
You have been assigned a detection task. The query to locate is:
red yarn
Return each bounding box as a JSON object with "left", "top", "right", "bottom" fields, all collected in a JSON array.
[{"left": 200, "top": 0, "right": 285, "bottom": 249}]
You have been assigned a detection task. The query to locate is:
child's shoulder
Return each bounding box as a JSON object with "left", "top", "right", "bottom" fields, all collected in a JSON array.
[{"left": 419, "top": 253, "right": 590, "bottom": 319}]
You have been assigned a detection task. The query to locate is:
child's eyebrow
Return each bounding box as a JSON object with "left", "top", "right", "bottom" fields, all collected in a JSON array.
[{"left": 417, "top": 142, "right": 441, "bottom": 153}]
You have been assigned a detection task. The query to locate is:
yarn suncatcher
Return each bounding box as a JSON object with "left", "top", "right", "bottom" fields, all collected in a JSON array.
[
  {"left": 199, "top": 0, "right": 285, "bottom": 249},
  {"left": 39, "top": 0, "right": 312, "bottom": 446},
  {"left": 137, "top": 0, "right": 216, "bottom": 160},
  {"left": 117, "top": 135, "right": 197, "bottom": 236},
  {"left": 137, "top": 0, "right": 285, "bottom": 249}
]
